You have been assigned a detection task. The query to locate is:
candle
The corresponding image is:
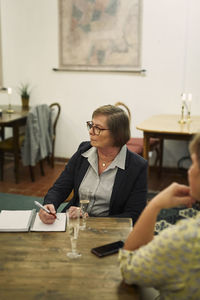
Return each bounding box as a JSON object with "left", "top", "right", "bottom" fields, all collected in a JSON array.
[
  {"left": 188, "top": 93, "right": 192, "bottom": 101},
  {"left": 181, "top": 93, "right": 186, "bottom": 107},
  {"left": 7, "top": 87, "right": 12, "bottom": 95},
  {"left": 6, "top": 87, "right": 14, "bottom": 113},
  {"left": 188, "top": 93, "right": 192, "bottom": 113},
  {"left": 178, "top": 93, "right": 186, "bottom": 124},
  {"left": 7, "top": 87, "right": 13, "bottom": 110},
  {"left": 181, "top": 93, "right": 186, "bottom": 101}
]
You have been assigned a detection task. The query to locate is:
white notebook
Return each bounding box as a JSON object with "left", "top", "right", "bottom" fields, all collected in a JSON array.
[
  {"left": 0, "top": 210, "right": 66, "bottom": 232},
  {"left": 0, "top": 210, "right": 35, "bottom": 232}
]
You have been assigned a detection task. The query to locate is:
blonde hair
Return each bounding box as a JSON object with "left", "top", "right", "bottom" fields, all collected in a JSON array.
[{"left": 189, "top": 134, "right": 200, "bottom": 166}]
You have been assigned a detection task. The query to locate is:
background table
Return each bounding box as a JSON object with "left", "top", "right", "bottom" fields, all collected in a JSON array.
[
  {"left": 0, "top": 217, "right": 139, "bottom": 300},
  {"left": 0, "top": 105, "right": 29, "bottom": 183},
  {"left": 136, "top": 114, "right": 200, "bottom": 169}
]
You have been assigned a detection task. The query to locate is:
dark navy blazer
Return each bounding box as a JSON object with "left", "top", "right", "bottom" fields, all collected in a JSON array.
[{"left": 44, "top": 142, "right": 148, "bottom": 225}]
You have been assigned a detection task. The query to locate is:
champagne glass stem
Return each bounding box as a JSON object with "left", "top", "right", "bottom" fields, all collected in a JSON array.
[
  {"left": 82, "top": 214, "right": 87, "bottom": 229},
  {"left": 71, "top": 237, "right": 77, "bottom": 253}
]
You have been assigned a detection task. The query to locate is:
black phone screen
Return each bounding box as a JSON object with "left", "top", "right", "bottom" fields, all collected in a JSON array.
[{"left": 91, "top": 240, "right": 124, "bottom": 257}]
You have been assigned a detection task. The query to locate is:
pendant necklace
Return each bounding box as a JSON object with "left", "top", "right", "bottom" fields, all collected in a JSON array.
[
  {"left": 101, "top": 160, "right": 113, "bottom": 168},
  {"left": 98, "top": 153, "right": 116, "bottom": 168}
]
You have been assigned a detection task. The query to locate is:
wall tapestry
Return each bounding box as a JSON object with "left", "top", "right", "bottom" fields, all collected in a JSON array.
[
  {"left": 59, "top": 0, "right": 142, "bottom": 72},
  {"left": 0, "top": 22, "right": 3, "bottom": 87}
]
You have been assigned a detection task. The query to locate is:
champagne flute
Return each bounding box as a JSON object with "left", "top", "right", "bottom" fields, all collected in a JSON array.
[
  {"left": 66, "top": 208, "right": 81, "bottom": 259},
  {"left": 79, "top": 190, "right": 91, "bottom": 230}
]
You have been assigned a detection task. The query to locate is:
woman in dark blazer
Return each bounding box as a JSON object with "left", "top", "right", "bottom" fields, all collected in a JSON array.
[{"left": 39, "top": 105, "right": 148, "bottom": 225}]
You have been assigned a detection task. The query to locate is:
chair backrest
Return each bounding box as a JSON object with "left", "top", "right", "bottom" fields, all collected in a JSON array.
[
  {"left": 0, "top": 127, "right": 4, "bottom": 140},
  {"left": 114, "top": 102, "right": 131, "bottom": 121},
  {"left": 49, "top": 103, "right": 61, "bottom": 136}
]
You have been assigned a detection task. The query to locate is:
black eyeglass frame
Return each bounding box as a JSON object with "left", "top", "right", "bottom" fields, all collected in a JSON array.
[{"left": 86, "top": 121, "right": 110, "bottom": 136}]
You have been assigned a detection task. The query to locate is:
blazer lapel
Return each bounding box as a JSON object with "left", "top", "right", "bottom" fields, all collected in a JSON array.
[
  {"left": 109, "top": 168, "right": 126, "bottom": 210},
  {"left": 109, "top": 150, "right": 131, "bottom": 211}
]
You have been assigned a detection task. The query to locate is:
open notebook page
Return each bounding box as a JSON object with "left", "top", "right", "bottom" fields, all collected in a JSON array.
[{"left": 30, "top": 213, "right": 66, "bottom": 231}]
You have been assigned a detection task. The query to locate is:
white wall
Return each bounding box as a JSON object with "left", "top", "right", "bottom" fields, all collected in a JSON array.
[{"left": 1, "top": 0, "right": 200, "bottom": 166}]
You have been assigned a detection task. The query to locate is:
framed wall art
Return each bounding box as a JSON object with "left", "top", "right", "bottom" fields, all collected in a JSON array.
[{"left": 58, "top": 0, "right": 142, "bottom": 72}]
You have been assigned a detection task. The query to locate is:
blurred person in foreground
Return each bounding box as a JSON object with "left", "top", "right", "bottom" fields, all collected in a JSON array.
[
  {"left": 39, "top": 104, "right": 147, "bottom": 225},
  {"left": 119, "top": 133, "right": 200, "bottom": 299}
]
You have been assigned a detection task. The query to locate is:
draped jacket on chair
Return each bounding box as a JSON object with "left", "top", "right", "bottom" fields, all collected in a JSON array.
[{"left": 21, "top": 104, "right": 53, "bottom": 166}]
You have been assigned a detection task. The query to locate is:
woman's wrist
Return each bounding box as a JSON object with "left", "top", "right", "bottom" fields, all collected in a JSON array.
[{"left": 148, "top": 195, "right": 163, "bottom": 213}]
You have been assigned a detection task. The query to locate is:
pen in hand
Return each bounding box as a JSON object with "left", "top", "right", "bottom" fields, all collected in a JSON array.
[{"left": 34, "top": 201, "right": 58, "bottom": 219}]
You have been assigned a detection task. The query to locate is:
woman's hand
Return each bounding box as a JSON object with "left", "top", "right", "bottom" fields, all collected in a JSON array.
[
  {"left": 152, "top": 183, "right": 195, "bottom": 210},
  {"left": 124, "top": 183, "right": 195, "bottom": 251},
  {"left": 68, "top": 206, "right": 88, "bottom": 218},
  {"left": 38, "top": 204, "right": 56, "bottom": 224}
]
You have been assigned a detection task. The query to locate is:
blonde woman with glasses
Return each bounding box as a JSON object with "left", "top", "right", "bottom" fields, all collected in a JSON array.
[{"left": 39, "top": 105, "right": 147, "bottom": 226}]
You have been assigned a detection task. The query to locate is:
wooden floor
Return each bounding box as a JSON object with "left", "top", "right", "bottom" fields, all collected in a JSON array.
[
  {"left": 148, "top": 166, "right": 188, "bottom": 192},
  {"left": 0, "top": 160, "right": 66, "bottom": 197},
  {"left": 0, "top": 159, "right": 188, "bottom": 197}
]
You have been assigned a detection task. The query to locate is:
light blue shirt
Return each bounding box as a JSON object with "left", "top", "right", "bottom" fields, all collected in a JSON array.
[{"left": 79, "top": 145, "right": 127, "bottom": 216}]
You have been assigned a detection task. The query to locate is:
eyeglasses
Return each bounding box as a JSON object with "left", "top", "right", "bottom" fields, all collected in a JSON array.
[{"left": 86, "top": 121, "right": 110, "bottom": 136}]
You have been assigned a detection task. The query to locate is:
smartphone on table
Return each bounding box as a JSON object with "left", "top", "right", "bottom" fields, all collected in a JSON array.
[{"left": 91, "top": 240, "right": 124, "bottom": 258}]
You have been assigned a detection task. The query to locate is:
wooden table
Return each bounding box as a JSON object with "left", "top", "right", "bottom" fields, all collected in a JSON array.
[
  {"left": 0, "top": 105, "right": 29, "bottom": 183},
  {"left": 0, "top": 217, "right": 139, "bottom": 300},
  {"left": 136, "top": 114, "right": 200, "bottom": 168}
]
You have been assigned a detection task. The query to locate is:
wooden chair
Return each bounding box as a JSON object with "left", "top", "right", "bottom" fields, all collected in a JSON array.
[
  {"left": 0, "top": 103, "right": 61, "bottom": 182},
  {"left": 0, "top": 132, "right": 25, "bottom": 182},
  {"left": 114, "top": 102, "right": 162, "bottom": 166},
  {"left": 48, "top": 103, "right": 61, "bottom": 168}
]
